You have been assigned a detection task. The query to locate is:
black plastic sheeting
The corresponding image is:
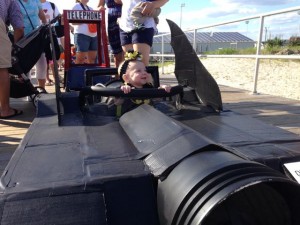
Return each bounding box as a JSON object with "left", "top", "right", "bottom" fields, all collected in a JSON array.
[
  {"left": 157, "top": 151, "right": 300, "bottom": 225},
  {"left": 1, "top": 93, "right": 300, "bottom": 225}
]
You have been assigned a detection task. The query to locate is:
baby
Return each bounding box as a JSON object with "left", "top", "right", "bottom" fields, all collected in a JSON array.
[
  {"left": 118, "top": 50, "right": 170, "bottom": 93},
  {"left": 113, "top": 50, "right": 170, "bottom": 116},
  {"left": 130, "top": 0, "right": 161, "bottom": 29}
]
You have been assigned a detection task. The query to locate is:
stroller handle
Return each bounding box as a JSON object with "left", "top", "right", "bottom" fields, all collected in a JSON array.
[{"left": 49, "top": 15, "right": 62, "bottom": 25}]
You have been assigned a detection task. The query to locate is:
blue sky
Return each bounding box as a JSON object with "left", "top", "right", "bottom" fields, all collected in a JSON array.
[{"left": 51, "top": 0, "right": 300, "bottom": 39}]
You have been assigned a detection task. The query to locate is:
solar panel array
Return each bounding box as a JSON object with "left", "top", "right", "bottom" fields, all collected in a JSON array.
[{"left": 153, "top": 32, "right": 254, "bottom": 43}]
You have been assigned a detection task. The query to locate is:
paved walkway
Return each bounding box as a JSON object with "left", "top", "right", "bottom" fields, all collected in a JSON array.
[{"left": 0, "top": 73, "right": 299, "bottom": 172}]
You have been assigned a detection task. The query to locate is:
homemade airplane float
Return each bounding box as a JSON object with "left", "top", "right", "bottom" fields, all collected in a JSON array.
[{"left": 1, "top": 10, "right": 300, "bottom": 225}]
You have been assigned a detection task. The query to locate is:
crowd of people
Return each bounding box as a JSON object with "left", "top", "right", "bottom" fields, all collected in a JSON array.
[{"left": 0, "top": 0, "right": 169, "bottom": 119}]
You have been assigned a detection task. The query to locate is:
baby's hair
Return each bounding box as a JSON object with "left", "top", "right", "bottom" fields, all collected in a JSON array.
[{"left": 118, "top": 50, "right": 143, "bottom": 78}]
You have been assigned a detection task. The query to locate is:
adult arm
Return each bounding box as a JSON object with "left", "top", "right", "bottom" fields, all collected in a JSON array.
[
  {"left": 8, "top": 0, "right": 24, "bottom": 41},
  {"left": 38, "top": 9, "right": 47, "bottom": 24},
  {"left": 114, "top": 0, "right": 122, "bottom": 5},
  {"left": 141, "top": 0, "right": 169, "bottom": 16},
  {"left": 98, "top": 0, "right": 105, "bottom": 9},
  {"left": 13, "top": 28, "right": 24, "bottom": 42}
]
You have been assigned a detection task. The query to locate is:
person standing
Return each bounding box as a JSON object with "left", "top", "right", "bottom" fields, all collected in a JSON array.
[
  {"left": 98, "top": 0, "right": 124, "bottom": 71},
  {"left": 0, "top": 0, "right": 24, "bottom": 119},
  {"left": 40, "top": 0, "right": 61, "bottom": 85},
  {"left": 72, "top": 0, "right": 98, "bottom": 64},
  {"left": 114, "top": 0, "right": 168, "bottom": 66},
  {"left": 18, "top": 0, "right": 47, "bottom": 89}
]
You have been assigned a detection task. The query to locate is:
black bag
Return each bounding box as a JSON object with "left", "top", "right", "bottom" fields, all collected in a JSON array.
[
  {"left": 54, "top": 17, "right": 64, "bottom": 38},
  {"left": 49, "top": 2, "right": 64, "bottom": 37},
  {"left": 10, "top": 77, "right": 37, "bottom": 98}
]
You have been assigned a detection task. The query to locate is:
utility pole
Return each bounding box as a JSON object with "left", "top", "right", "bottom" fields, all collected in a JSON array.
[
  {"left": 180, "top": 3, "right": 185, "bottom": 29},
  {"left": 245, "top": 20, "right": 249, "bottom": 37}
]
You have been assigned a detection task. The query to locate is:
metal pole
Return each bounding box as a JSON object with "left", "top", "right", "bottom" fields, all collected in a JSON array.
[
  {"left": 162, "top": 35, "right": 165, "bottom": 74},
  {"left": 245, "top": 20, "right": 249, "bottom": 37},
  {"left": 253, "top": 16, "right": 265, "bottom": 94},
  {"left": 180, "top": 3, "right": 185, "bottom": 28}
]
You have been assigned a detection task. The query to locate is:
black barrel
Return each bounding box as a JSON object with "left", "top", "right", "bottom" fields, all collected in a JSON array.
[{"left": 157, "top": 150, "right": 300, "bottom": 225}]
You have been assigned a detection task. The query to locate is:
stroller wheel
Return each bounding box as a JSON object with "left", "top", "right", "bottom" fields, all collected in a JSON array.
[
  {"left": 26, "top": 95, "right": 34, "bottom": 102},
  {"left": 32, "top": 93, "right": 41, "bottom": 108}
]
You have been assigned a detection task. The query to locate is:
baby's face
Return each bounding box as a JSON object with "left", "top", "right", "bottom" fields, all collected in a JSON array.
[{"left": 124, "top": 61, "right": 152, "bottom": 88}]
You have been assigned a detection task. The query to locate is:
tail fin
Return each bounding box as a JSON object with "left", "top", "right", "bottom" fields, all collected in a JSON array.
[{"left": 166, "top": 19, "right": 223, "bottom": 111}]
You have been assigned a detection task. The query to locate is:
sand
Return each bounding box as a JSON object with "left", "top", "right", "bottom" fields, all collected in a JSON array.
[{"left": 160, "top": 58, "right": 300, "bottom": 101}]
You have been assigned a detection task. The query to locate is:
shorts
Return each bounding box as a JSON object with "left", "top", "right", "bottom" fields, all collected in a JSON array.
[
  {"left": 120, "top": 27, "right": 155, "bottom": 47},
  {"left": 74, "top": 33, "right": 98, "bottom": 52},
  {"left": 0, "top": 19, "right": 12, "bottom": 68}
]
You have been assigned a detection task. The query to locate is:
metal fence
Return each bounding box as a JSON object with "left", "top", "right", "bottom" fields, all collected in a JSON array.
[{"left": 152, "top": 6, "right": 300, "bottom": 95}]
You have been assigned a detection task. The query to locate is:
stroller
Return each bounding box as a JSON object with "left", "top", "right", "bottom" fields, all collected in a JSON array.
[{"left": 8, "top": 18, "right": 60, "bottom": 105}]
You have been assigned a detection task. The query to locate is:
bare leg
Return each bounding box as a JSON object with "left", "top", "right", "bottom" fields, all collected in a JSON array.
[
  {"left": 122, "top": 44, "right": 134, "bottom": 53},
  {"left": 114, "top": 51, "right": 124, "bottom": 68},
  {"left": 0, "top": 68, "right": 21, "bottom": 117},
  {"left": 122, "top": 43, "right": 150, "bottom": 66},
  {"left": 87, "top": 50, "right": 97, "bottom": 64},
  {"left": 37, "top": 79, "right": 46, "bottom": 88},
  {"left": 113, "top": 51, "right": 124, "bottom": 79},
  {"left": 75, "top": 52, "right": 88, "bottom": 64},
  {"left": 133, "top": 43, "right": 151, "bottom": 66}
]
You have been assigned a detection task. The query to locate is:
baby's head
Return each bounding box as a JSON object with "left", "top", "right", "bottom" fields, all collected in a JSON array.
[{"left": 118, "top": 50, "right": 153, "bottom": 88}]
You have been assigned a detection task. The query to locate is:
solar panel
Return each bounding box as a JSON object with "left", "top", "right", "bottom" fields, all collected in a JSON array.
[{"left": 153, "top": 32, "right": 254, "bottom": 43}]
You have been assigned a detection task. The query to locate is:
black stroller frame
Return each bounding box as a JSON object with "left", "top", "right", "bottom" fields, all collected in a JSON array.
[{"left": 8, "top": 17, "right": 61, "bottom": 106}]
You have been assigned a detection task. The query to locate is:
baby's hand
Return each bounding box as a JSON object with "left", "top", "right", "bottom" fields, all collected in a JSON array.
[
  {"left": 121, "top": 84, "right": 132, "bottom": 94},
  {"left": 159, "top": 85, "right": 171, "bottom": 93}
]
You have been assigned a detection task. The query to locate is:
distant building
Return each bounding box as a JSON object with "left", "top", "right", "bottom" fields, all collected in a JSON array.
[{"left": 152, "top": 32, "right": 255, "bottom": 54}]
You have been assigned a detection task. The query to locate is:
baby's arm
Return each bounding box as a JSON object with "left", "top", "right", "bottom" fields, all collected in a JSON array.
[
  {"left": 159, "top": 84, "right": 171, "bottom": 93},
  {"left": 120, "top": 84, "right": 133, "bottom": 94},
  {"left": 121, "top": 84, "right": 171, "bottom": 94}
]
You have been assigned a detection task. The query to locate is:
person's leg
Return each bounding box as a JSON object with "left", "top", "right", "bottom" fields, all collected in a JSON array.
[
  {"left": 75, "top": 33, "right": 89, "bottom": 64},
  {"left": 114, "top": 51, "right": 124, "bottom": 68},
  {"left": 35, "top": 53, "right": 47, "bottom": 89},
  {"left": 45, "top": 58, "right": 54, "bottom": 85},
  {"left": 107, "top": 15, "right": 124, "bottom": 68},
  {"left": 133, "top": 43, "right": 151, "bottom": 66},
  {"left": 122, "top": 44, "right": 134, "bottom": 52},
  {"left": 0, "top": 69, "right": 13, "bottom": 116},
  {"left": 87, "top": 51, "right": 97, "bottom": 64},
  {"left": 132, "top": 28, "right": 155, "bottom": 66},
  {"left": 0, "top": 19, "right": 22, "bottom": 117},
  {"left": 87, "top": 36, "right": 98, "bottom": 64},
  {"left": 120, "top": 29, "right": 134, "bottom": 56},
  {"left": 75, "top": 52, "right": 88, "bottom": 64}
]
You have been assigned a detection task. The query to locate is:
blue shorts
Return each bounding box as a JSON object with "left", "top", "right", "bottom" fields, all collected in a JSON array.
[
  {"left": 74, "top": 33, "right": 98, "bottom": 52},
  {"left": 120, "top": 28, "right": 155, "bottom": 47}
]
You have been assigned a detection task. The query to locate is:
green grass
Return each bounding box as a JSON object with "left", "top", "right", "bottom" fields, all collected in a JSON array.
[
  {"left": 202, "top": 45, "right": 300, "bottom": 55},
  {"left": 149, "top": 60, "right": 175, "bottom": 67}
]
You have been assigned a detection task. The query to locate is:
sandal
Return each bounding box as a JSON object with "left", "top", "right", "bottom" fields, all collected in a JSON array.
[
  {"left": 0, "top": 109, "right": 23, "bottom": 119},
  {"left": 45, "top": 79, "right": 54, "bottom": 86}
]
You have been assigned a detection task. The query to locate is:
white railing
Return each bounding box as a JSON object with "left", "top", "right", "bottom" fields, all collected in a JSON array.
[{"left": 152, "top": 6, "right": 300, "bottom": 94}]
